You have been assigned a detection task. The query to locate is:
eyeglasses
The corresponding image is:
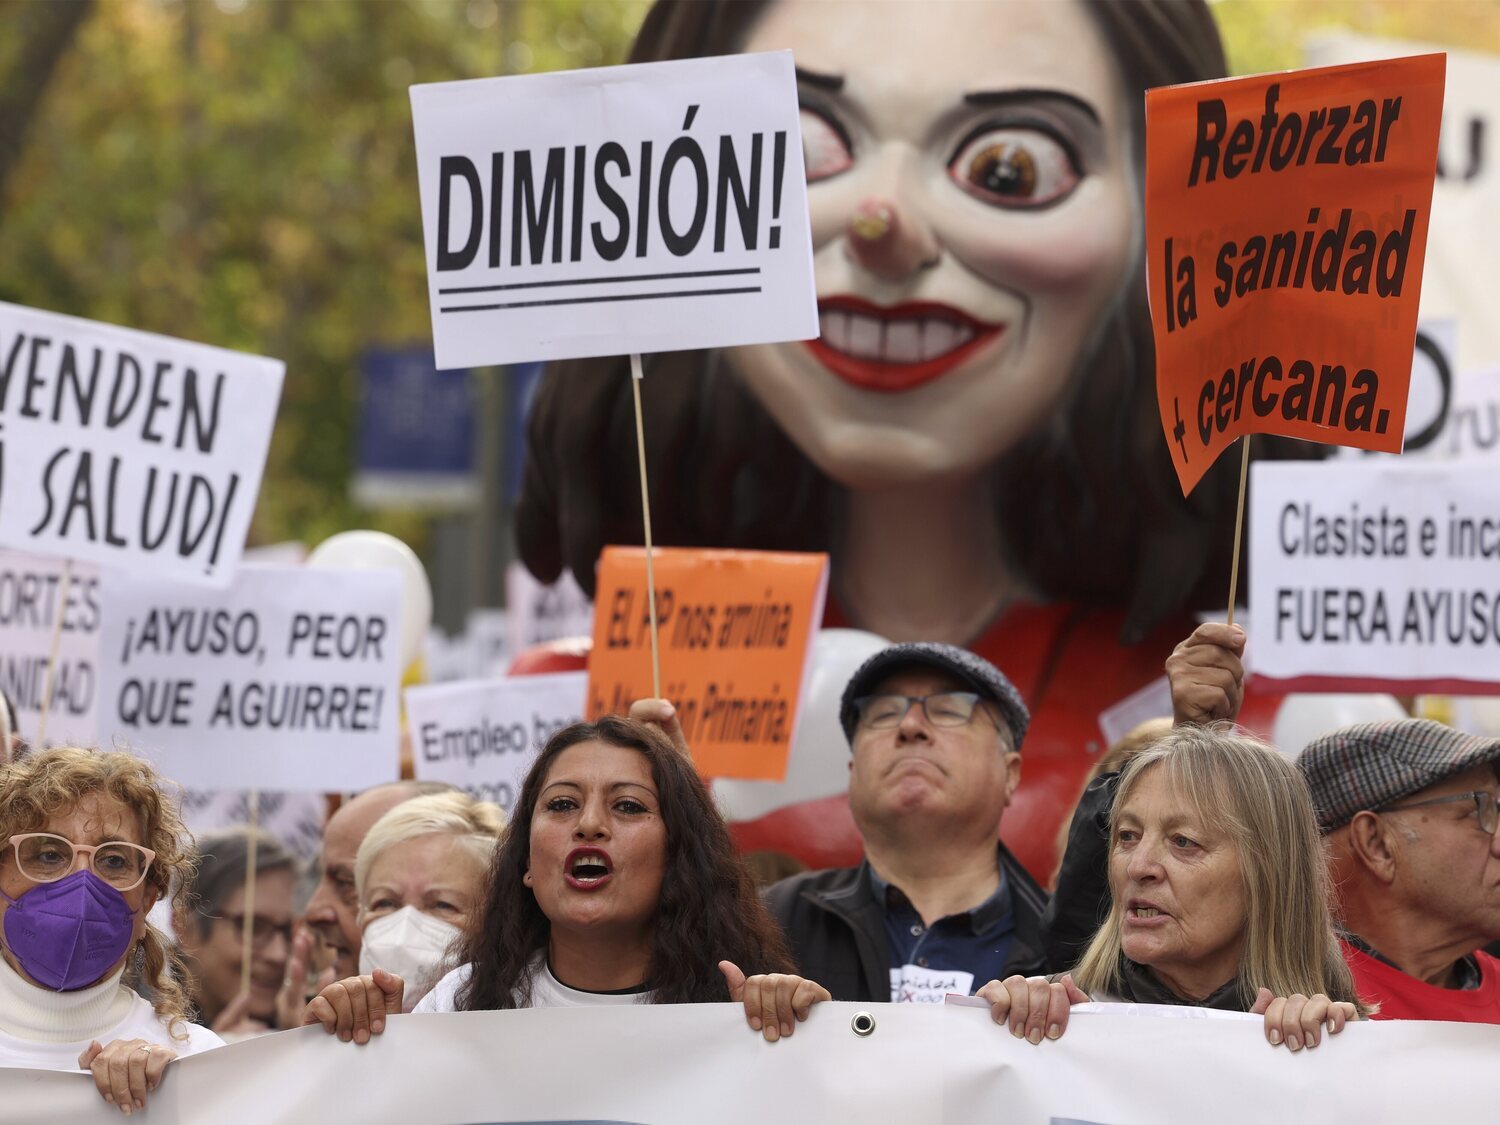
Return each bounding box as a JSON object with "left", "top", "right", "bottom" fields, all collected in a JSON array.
[
  {"left": 854, "top": 691, "right": 996, "bottom": 731},
  {"left": 217, "top": 912, "right": 294, "bottom": 950},
  {"left": 1379, "top": 791, "right": 1500, "bottom": 835},
  {"left": 6, "top": 833, "right": 156, "bottom": 892}
]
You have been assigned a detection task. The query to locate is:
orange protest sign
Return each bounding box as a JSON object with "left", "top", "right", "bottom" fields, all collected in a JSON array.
[
  {"left": 587, "top": 547, "right": 829, "bottom": 781},
  {"left": 1147, "top": 54, "right": 1445, "bottom": 496}
]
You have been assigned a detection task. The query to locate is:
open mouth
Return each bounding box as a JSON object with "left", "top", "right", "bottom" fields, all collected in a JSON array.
[
  {"left": 806, "top": 296, "right": 1004, "bottom": 393},
  {"left": 565, "top": 847, "right": 613, "bottom": 890},
  {"left": 1126, "top": 903, "right": 1168, "bottom": 922}
]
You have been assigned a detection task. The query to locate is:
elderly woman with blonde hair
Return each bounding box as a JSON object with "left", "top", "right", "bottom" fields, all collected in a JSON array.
[
  {"left": 352, "top": 789, "right": 505, "bottom": 1010},
  {"left": 0, "top": 747, "right": 221, "bottom": 1114},
  {"left": 981, "top": 726, "right": 1368, "bottom": 1050}
]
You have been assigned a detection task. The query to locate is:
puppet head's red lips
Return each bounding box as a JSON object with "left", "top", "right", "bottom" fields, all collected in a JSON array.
[{"left": 806, "top": 296, "right": 1004, "bottom": 392}]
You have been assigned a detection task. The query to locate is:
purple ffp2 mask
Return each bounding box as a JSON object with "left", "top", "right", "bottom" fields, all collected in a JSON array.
[{"left": 1, "top": 870, "right": 137, "bottom": 991}]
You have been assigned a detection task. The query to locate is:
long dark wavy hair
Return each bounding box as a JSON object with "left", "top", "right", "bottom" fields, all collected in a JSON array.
[
  {"left": 516, "top": 0, "right": 1325, "bottom": 644},
  {"left": 454, "top": 716, "right": 795, "bottom": 1009}
]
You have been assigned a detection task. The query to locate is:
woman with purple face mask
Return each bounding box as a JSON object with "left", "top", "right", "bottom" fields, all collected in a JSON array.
[{"left": 0, "top": 748, "right": 221, "bottom": 1115}]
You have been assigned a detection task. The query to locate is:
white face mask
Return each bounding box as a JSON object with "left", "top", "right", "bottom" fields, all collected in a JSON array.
[{"left": 358, "top": 906, "right": 462, "bottom": 1011}]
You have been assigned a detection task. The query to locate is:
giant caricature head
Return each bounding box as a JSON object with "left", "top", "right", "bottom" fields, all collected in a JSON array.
[
  {"left": 517, "top": 1, "right": 1312, "bottom": 643},
  {"left": 733, "top": 0, "right": 1138, "bottom": 490}
]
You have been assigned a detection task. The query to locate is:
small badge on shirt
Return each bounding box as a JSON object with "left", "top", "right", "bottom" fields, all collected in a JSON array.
[{"left": 890, "top": 965, "right": 975, "bottom": 1003}]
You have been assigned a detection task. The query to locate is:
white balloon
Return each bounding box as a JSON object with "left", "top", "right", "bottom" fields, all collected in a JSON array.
[
  {"left": 713, "top": 628, "right": 890, "bottom": 821},
  {"left": 306, "top": 531, "right": 433, "bottom": 671},
  {"left": 1271, "top": 693, "right": 1408, "bottom": 761}
]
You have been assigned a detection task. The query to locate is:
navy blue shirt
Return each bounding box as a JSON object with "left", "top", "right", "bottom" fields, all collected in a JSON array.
[{"left": 869, "top": 867, "right": 1016, "bottom": 1001}]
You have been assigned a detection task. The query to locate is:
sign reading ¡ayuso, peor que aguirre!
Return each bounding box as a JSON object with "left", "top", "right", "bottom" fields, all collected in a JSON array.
[
  {"left": 0, "top": 302, "right": 283, "bottom": 584},
  {"left": 410, "top": 51, "right": 817, "bottom": 369}
]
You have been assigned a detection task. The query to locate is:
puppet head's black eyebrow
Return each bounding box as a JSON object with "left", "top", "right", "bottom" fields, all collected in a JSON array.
[
  {"left": 963, "top": 88, "right": 1101, "bottom": 124},
  {"left": 795, "top": 66, "right": 844, "bottom": 93}
]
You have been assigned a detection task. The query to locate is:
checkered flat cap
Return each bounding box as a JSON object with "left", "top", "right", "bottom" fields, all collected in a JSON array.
[
  {"left": 1297, "top": 718, "right": 1500, "bottom": 832},
  {"left": 839, "top": 642, "right": 1029, "bottom": 751}
]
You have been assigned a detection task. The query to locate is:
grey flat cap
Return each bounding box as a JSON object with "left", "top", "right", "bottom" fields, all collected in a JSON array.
[
  {"left": 1298, "top": 718, "right": 1500, "bottom": 832},
  {"left": 839, "top": 642, "right": 1029, "bottom": 751}
]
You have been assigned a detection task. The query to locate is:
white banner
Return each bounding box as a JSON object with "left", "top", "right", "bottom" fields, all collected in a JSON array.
[
  {"left": 6, "top": 1002, "right": 1497, "bottom": 1124},
  {"left": 97, "top": 566, "right": 402, "bottom": 790},
  {"left": 1249, "top": 461, "right": 1500, "bottom": 693},
  {"left": 0, "top": 549, "right": 100, "bottom": 746},
  {"left": 410, "top": 51, "right": 817, "bottom": 369},
  {"left": 406, "top": 670, "right": 585, "bottom": 813},
  {"left": 0, "top": 303, "right": 283, "bottom": 584},
  {"left": 505, "top": 560, "right": 593, "bottom": 653}
]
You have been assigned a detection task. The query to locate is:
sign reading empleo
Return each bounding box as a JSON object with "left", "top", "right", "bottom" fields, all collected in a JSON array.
[
  {"left": 98, "top": 566, "right": 402, "bottom": 790},
  {"left": 0, "top": 302, "right": 283, "bottom": 582},
  {"left": 1249, "top": 460, "right": 1500, "bottom": 694},
  {"left": 0, "top": 549, "right": 100, "bottom": 746},
  {"left": 1146, "top": 55, "right": 1445, "bottom": 494},
  {"left": 410, "top": 51, "right": 816, "bottom": 369},
  {"left": 406, "top": 671, "right": 586, "bottom": 813},
  {"left": 588, "top": 548, "right": 827, "bottom": 781}
]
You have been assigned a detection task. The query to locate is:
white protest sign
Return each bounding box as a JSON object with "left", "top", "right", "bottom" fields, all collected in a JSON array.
[
  {"left": 7, "top": 1003, "right": 1498, "bottom": 1125},
  {"left": 504, "top": 560, "right": 593, "bottom": 652},
  {"left": 1307, "top": 34, "right": 1500, "bottom": 374},
  {"left": 0, "top": 303, "right": 283, "bottom": 584},
  {"left": 98, "top": 565, "right": 402, "bottom": 790},
  {"left": 466, "top": 606, "right": 511, "bottom": 677},
  {"left": 405, "top": 670, "right": 585, "bottom": 813},
  {"left": 1249, "top": 461, "right": 1500, "bottom": 693},
  {"left": 411, "top": 51, "right": 816, "bottom": 368},
  {"left": 0, "top": 549, "right": 99, "bottom": 746}
]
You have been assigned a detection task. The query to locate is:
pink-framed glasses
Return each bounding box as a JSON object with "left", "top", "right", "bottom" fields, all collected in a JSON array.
[{"left": 5, "top": 833, "right": 156, "bottom": 892}]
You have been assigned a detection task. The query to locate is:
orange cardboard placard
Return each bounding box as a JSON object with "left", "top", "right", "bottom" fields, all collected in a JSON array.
[
  {"left": 1147, "top": 54, "right": 1445, "bottom": 495},
  {"left": 587, "top": 547, "right": 829, "bottom": 781}
]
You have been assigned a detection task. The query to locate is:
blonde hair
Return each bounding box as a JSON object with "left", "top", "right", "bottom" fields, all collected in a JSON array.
[
  {"left": 0, "top": 747, "right": 196, "bottom": 1038},
  {"left": 354, "top": 790, "right": 505, "bottom": 916},
  {"left": 1071, "top": 725, "right": 1365, "bottom": 1012}
]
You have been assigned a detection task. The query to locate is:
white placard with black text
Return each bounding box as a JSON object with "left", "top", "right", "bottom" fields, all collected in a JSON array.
[
  {"left": 1249, "top": 461, "right": 1500, "bottom": 693},
  {"left": 0, "top": 302, "right": 283, "bottom": 584},
  {"left": 411, "top": 51, "right": 816, "bottom": 368},
  {"left": 0, "top": 549, "right": 100, "bottom": 746},
  {"left": 98, "top": 565, "right": 402, "bottom": 789},
  {"left": 405, "top": 671, "right": 585, "bottom": 814}
]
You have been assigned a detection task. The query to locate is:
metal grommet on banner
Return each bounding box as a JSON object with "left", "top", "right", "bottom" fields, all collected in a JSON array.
[{"left": 851, "top": 1011, "right": 876, "bottom": 1037}]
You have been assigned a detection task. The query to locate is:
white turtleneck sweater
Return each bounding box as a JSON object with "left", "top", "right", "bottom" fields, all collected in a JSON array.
[{"left": 0, "top": 956, "right": 222, "bottom": 1071}]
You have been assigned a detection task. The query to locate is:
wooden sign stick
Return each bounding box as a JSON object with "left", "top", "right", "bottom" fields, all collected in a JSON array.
[
  {"left": 1226, "top": 436, "right": 1252, "bottom": 629},
  {"left": 629, "top": 353, "right": 663, "bottom": 700}
]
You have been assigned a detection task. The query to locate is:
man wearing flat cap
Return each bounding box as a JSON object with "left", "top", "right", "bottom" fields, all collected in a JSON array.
[
  {"left": 1300, "top": 718, "right": 1500, "bottom": 1022},
  {"left": 764, "top": 643, "right": 1048, "bottom": 1003}
]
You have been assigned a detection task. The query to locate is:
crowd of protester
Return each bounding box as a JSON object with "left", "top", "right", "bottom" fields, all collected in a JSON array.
[{"left": 1, "top": 613, "right": 1498, "bottom": 1114}]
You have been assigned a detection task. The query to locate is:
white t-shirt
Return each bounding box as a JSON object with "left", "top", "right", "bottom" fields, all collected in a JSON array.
[
  {"left": 415, "top": 957, "right": 655, "bottom": 1012},
  {"left": 0, "top": 960, "right": 222, "bottom": 1071}
]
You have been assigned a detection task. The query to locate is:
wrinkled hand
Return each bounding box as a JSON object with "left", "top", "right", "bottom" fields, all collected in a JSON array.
[
  {"left": 1166, "top": 623, "right": 1246, "bottom": 726},
  {"left": 629, "top": 698, "right": 691, "bottom": 757},
  {"left": 275, "top": 928, "right": 334, "bottom": 1030},
  {"left": 1250, "top": 988, "right": 1359, "bottom": 1051},
  {"left": 301, "top": 969, "right": 405, "bottom": 1044},
  {"left": 976, "top": 973, "right": 1090, "bottom": 1043},
  {"left": 78, "top": 1038, "right": 176, "bottom": 1115},
  {"left": 719, "top": 960, "right": 830, "bottom": 1042}
]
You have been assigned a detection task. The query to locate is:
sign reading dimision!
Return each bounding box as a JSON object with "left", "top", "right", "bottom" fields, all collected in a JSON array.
[
  {"left": 588, "top": 548, "right": 828, "bottom": 781},
  {"left": 0, "top": 302, "right": 284, "bottom": 583},
  {"left": 1146, "top": 55, "right": 1445, "bottom": 494},
  {"left": 410, "top": 51, "right": 816, "bottom": 369}
]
